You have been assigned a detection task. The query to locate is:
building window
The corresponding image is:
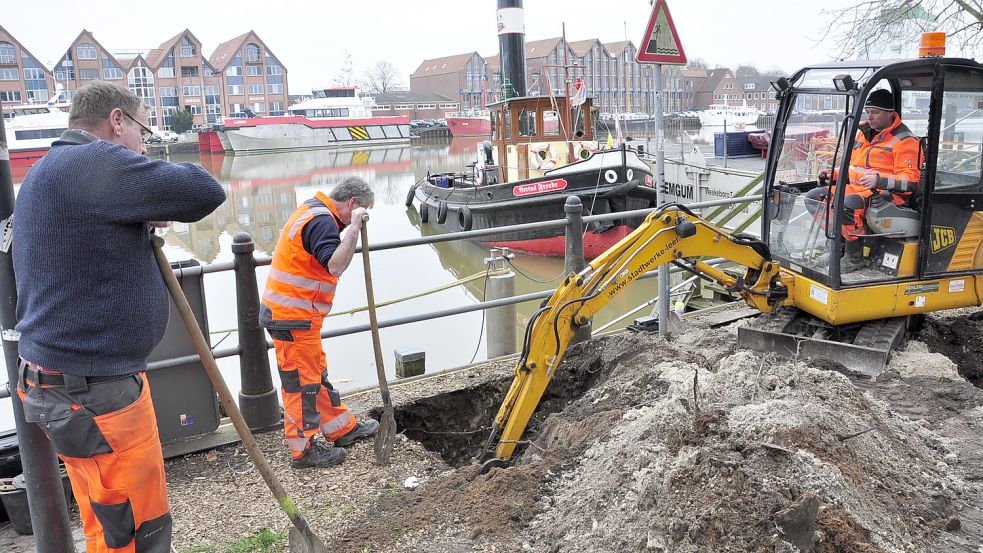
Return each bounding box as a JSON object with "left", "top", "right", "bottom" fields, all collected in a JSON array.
[
  {"left": 395, "top": 103, "right": 413, "bottom": 110},
  {"left": 159, "top": 87, "right": 177, "bottom": 97},
  {"left": 266, "top": 65, "right": 282, "bottom": 76},
  {"left": 228, "top": 84, "right": 243, "bottom": 95},
  {"left": 180, "top": 38, "right": 196, "bottom": 58},
  {"left": 127, "top": 62, "right": 156, "bottom": 126},
  {"left": 0, "top": 68, "right": 18, "bottom": 81},
  {"left": 77, "top": 43, "right": 97, "bottom": 60},
  {"left": 24, "top": 68, "right": 44, "bottom": 80},
  {"left": 204, "top": 85, "right": 219, "bottom": 96},
  {"left": 203, "top": 66, "right": 214, "bottom": 76},
  {"left": 416, "top": 103, "right": 435, "bottom": 109},
  {"left": 0, "top": 42, "right": 14, "bottom": 65},
  {"left": 102, "top": 57, "right": 123, "bottom": 80},
  {"left": 268, "top": 83, "right": 282, "bottom": 93},
  {"left": 251, "top": 102, "right": 265, "bottom": 113},
  {"left": 185, "top": 104, "right": 202, "bottom": 115},
  {"left": 248, "top": 84, "right": 264, "bottom": 94},
  {"left": 80, "top": 68, "right": 99, "bottom": 80},
  {"left": 245, "top": 44, "right": 261, "bottom": 63},
  {"left": 181, "top": 67, "right": 198, "bottom": 78},
  {"left": 226, "top": 65, "right": 242, "bottom": 77},
  {"left": 269, "top": 101, "right": 283, "bottom": 115},
  {"left": 247, "top": 65, "right": 262, "bottom": 76},
  {"left": 183, "top": 85, "right": 201, "bottom": 96},
  {"left": 158, "top": 67, "right": 175, "bottom": 78},
  {"left": 0, "top": 90, "right": 21, "bottom": 102}
]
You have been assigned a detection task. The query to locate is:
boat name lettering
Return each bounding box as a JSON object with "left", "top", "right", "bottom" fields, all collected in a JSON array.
[
  {"left": 513, "top": 179, "right": 568, "bottom": 197},
  {"left": 662, "top": 181, "right": 694, "bottom": 200}
]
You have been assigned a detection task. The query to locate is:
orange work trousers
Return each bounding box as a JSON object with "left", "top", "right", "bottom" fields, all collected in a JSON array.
[
  {"left": 270, "top": 317, "right": 357, "bottom": 458},
  {"left": 18, "top": 362, "right": 170, "bottom": 553}
]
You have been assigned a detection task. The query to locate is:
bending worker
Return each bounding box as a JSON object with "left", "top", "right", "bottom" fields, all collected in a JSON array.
[
  {"left": 805, "top": 88, "right": 921, "bottom": 272},
  {"left": 260, "top": 177, "right": 379, "bottom": 468},
  {"left": 14, "top": 81, "right": 226, "bottom": 551}
]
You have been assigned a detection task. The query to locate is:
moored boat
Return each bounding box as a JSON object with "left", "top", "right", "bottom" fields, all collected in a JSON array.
[
  {"left": 209, "top": 87, "right": 411, "bottom": 154},
  {"left": 697, "top": 102, "right": 761, "bottom": 127},
  {"left": 411, "top": 94, "right": 657, "bottom": 258},
  {"left": 4, "top": 109, "right": 69, "bottom": 168},
  {"left": 445, "top": 110, "right": 491, "bottom": 137}
]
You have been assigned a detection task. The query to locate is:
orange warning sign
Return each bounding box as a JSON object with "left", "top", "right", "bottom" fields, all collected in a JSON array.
[{"left": 636, "top": 0, "right": 687, "bottom": 65}]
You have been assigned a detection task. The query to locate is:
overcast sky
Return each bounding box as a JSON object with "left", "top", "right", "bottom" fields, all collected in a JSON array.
[{"left": 0, "top": 0, "right": 949, "bottom": 95}]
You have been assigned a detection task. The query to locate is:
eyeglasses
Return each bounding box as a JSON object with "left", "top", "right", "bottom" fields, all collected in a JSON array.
[{"left": 122, "top": 111, "right": 153, "bottom": 141}]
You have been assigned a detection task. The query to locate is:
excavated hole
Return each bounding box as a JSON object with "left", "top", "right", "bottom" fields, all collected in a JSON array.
[{"left": 375, "top": 344, "right": 607, "bottom": 467}]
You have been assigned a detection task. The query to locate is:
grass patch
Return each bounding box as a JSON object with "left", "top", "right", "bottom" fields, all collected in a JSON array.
[{"left": 181, "top": 528, "right": 287, "bottom": 553}]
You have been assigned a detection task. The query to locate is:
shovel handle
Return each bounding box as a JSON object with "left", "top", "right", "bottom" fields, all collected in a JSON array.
[
  {"left": 359, "top": 223, "right": 392, "bottom": 406},
  {"left": 151, "top": 235, "right": 310, "bottom": 530}
]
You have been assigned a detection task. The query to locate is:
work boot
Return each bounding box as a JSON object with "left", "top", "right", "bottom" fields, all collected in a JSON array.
[
  {"left": 290, "top": 440, "right": 346, "bottom": 469},
  {"left": 334, "top": 419, "right": 379, "bottom": 447},
  {"left": 841, "top": 239, "right": 865, "bottom": 273}
]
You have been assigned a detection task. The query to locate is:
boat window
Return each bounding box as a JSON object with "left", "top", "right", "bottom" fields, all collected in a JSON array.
[
  {"left": 14, "top": 128, "right": 67, "bottom": 140},
  {"left": 543, "top": 110, "right": 560, "bottom": 136},
  {"left": 491, "top": 110, "right": 499, "bottom": 140},
  {"left": 504, "top": 109, "right": 512, "bottom": 140},
  {"left": 518, "top": 107, "right": 536, "bottom": 137}
]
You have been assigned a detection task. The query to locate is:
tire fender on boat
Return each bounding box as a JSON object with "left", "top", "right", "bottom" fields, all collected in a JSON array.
[
  {"left": 405, "top": 185, "right": 418, "bottom": 207},
  {"left": 458, "top": 206, "right": 473, "bottom": 231},
  {"left": 529, "top": 143, "right": 558, "bottom": 171},
  {"left": 419, "top": 202, "right": 430, "bottom": 223},
  {"left": 604, "top": 169, "right": 618, "bottom": 184},
  {"left": 437, "top": 201, "right": 449, "bottom": 224}
]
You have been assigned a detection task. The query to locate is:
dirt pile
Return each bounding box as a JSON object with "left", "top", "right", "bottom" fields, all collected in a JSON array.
[{"left": 337, "top": 318, "right": 982, "bottom": 552}]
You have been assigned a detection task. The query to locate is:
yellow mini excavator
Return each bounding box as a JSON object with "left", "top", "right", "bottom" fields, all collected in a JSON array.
[{"left": 478, "top": 52, "right": 983, "bottom": 468}]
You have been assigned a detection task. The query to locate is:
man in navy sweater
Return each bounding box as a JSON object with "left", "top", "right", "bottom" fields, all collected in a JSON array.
[{"left": 13, "top": 81, "right": 225, "bottom": 552}]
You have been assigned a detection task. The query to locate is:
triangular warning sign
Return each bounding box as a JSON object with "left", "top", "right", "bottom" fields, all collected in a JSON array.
[{"left": 636, "top": 0, "right": 687, "bottom": 65}]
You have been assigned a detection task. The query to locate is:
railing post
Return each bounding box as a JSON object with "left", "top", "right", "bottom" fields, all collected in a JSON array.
[
  {"left": 564, "top": 196, "right": 591, "bottom": 342},
  {"left": 231, "top": 232, "right": 280, "bottom": 430},
  {"left": 484, "top": 248, "right": 517, "bottom": 358},
  {"left": 0, "top": 105, "right": 76, "bottom": 550}
]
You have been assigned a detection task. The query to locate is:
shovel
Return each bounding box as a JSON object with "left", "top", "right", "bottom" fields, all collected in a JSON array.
[
  {"left": 358, "top": 218, "right": 397, "bottom": 464},
  {"left": 150, "top": 235, "right": 328, "bottom": 553}
]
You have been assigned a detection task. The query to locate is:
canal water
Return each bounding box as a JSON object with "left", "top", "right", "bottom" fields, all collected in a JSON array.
[{"left": 0, "top": 138, "right": 663, "bottom": 433}]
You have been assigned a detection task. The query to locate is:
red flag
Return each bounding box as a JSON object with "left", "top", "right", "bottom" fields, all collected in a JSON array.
[{"left": 570, "top": 77, "right": 587, "bottom": 107}]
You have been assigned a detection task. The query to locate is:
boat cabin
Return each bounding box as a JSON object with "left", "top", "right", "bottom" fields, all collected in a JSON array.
[{"left": 486, "top": 95, "right": 596, "bottom": 182}]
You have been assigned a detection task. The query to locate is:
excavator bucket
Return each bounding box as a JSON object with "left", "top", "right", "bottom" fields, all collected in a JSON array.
[{"left": 737, "top": 309, "right": 908, "bottom": 376}]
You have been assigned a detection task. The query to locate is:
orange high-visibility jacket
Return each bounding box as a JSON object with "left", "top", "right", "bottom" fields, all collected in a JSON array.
[
  {"left": 845, "top": 115, "right": 921, "bottom": 197},
  {"left": 262, "top": 191, "right": 341, "bottom": 325}
]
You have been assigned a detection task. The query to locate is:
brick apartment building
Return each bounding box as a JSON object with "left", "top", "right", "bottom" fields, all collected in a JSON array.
[
  {"left": 1, "top": 24, "right": 289, "bottom": 131},
  {"left": 370, "top": 91, "right": 458, "bottom": 120},
  {"left": 411, "top": 36, "right": 690, "bottom": 117}
]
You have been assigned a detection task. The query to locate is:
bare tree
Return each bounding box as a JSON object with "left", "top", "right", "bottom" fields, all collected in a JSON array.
[
  {"left": 686, "top": 58, "right": 709, "bottom": 70},
  {"left": 735, "top": 65, "right": 761, "bottom": 80},
  {"left": 333, "top": 53, "right": 353, "bottom": 87},
  {"left": 822, "top": 0, "right": 983, "bottom": 59},
  {"left": 361, "top": 61, "right": 404, "bottom": 94}
]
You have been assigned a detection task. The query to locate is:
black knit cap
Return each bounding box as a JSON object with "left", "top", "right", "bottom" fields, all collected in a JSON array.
[{"left": 864, "top": 89, "right": 894, "bottom": 111}]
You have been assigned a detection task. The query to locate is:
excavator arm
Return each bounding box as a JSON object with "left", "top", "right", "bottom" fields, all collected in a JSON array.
[{"left": 478, "top": 205, "right": 793, "bottom": 466}]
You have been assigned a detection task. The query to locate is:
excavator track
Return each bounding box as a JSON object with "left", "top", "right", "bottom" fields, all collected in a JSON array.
[{"left": 737, "top": 309, "right": 908, "bottom": 376}]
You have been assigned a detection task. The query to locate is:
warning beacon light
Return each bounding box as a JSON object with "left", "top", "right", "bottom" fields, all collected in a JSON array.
[{"left": 919, "top": 32, "right": 946, "bottom": 57}]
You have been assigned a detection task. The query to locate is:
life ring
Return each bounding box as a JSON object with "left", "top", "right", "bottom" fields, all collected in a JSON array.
[
  {"left": 529, "top": 144, "right": 558, "bottom": 171},
  {"left": 574, "top": 141, "right": 597, "bottom": 160},
  {"left": 405, "top": 185, "right": 417, "bottom": 207},
  {"left": 604, "top": 169, "right": 618, "bottom": 184},
  {"left": 458, "top": 206, "right": 473, "bottom": 231},
  {"left": 437, "top": 201, "right": 448, "bottom": 224},
  {"left": 419, "top": 202, "right": 429, "bottom": 223}
]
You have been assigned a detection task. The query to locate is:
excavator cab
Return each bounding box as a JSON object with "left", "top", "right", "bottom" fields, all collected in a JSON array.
[{"left": 765, "top": 58, "right": 983, "bottom": 290}]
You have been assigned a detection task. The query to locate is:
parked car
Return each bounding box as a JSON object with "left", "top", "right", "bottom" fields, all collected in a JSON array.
[
  {"left": 410, "top": 119, "right": 432, "bottom": 128},
  {"left": 157, "top": 130, "right": 180, "bottom": 142},
  {"left": 145, "top": 134, "right": 163, "bottom": 144}
]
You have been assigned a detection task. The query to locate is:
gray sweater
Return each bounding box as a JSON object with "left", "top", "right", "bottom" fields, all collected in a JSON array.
[{"left": 13, "top": 130, "right": 226, "bottom": 376}]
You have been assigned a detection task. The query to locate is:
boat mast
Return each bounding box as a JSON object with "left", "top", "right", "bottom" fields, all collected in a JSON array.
[{"left": 562, "top": 23, "right": 572, "bottom": 141}]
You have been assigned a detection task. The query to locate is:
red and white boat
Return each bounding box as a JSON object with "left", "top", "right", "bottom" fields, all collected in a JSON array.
[
  {"left": 445, "top": 110, "right": 491, "bottom": 137},
  {"left": 4, "top": 108, "right": 70, "bottom": 169},
  {"left": 206, "top": 87, "right": 411, "bottom": 154}
]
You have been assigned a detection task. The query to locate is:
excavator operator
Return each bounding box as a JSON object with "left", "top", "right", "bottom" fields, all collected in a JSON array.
[{"left": 804, "top": 89, "right": 922, "bottom": 272}]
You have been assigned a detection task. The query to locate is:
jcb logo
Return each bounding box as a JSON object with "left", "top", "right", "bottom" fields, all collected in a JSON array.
[{"left": 931, "top": 226, "right": 957, "bottom": 253}]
